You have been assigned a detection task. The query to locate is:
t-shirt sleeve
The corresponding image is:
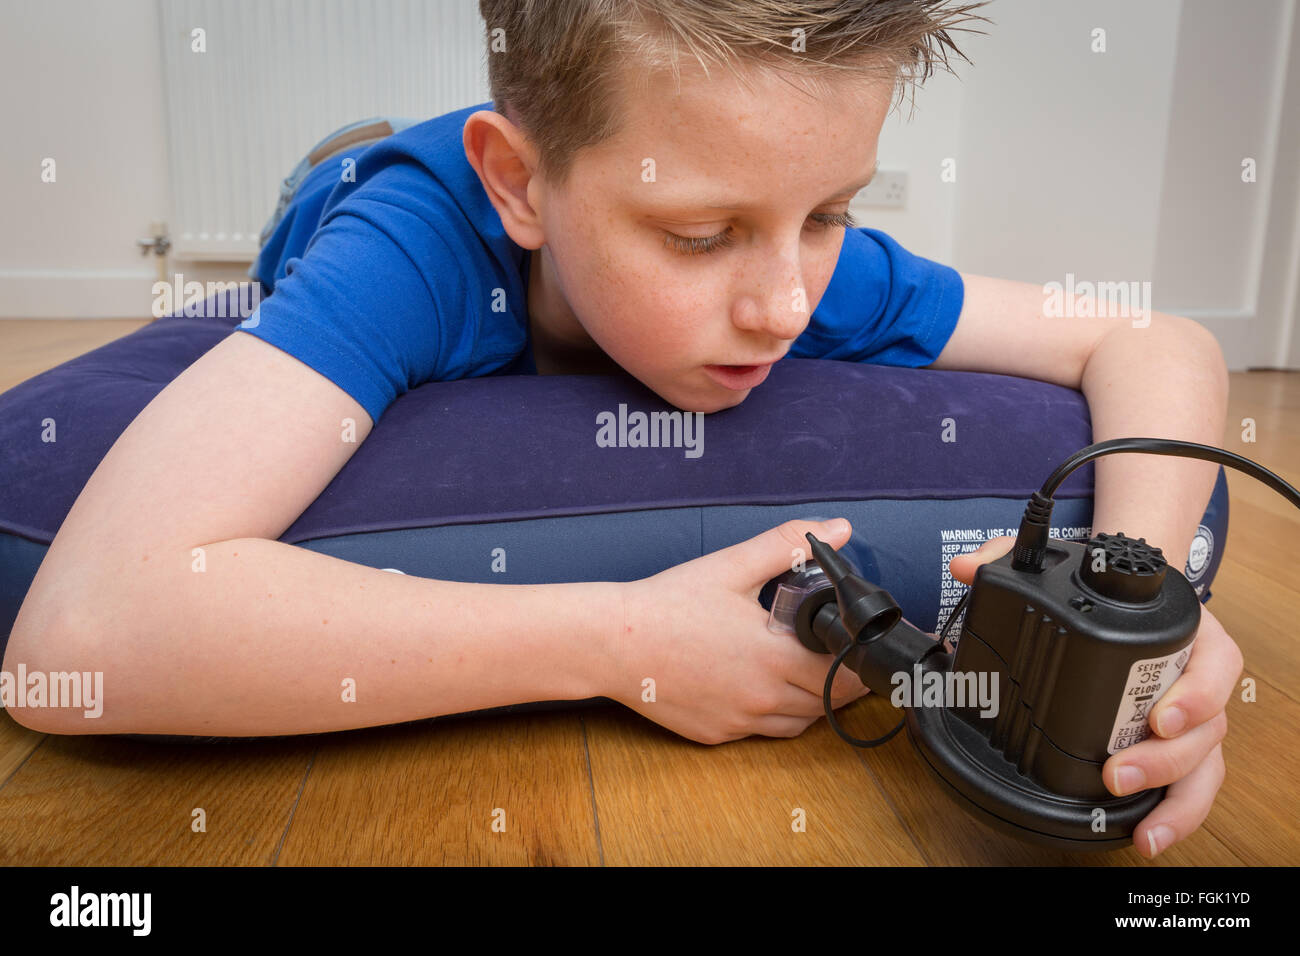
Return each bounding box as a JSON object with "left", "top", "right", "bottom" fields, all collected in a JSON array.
[
  {"left": 234, "top": 198, "right": 458, "bottom": 426},
  {"left": 798, "top": 227, "right": 965, "bottom": 366}
]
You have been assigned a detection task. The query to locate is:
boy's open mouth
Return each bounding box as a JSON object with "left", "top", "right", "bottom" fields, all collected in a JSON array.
[{"left": 703, "top": 363, "right": 773, "bottom": 391}]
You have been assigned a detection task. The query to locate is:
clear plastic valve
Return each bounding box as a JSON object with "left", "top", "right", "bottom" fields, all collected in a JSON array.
[{"left": 765, "top": 557, "right": 859, "bottom": 636}]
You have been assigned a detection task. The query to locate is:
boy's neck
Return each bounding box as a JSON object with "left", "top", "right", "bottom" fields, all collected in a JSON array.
[{"left": 526, "top": 247, "right": 621, "bottom": 376}]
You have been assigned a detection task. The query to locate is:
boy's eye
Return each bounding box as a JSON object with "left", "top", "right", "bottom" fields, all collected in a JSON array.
[{"left": 661, "top": 210, "right": 858, "bottom": 256}]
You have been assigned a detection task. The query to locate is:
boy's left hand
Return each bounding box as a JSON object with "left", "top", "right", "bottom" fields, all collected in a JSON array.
[{"left": 949, "top": 536, "right": 1241, "bottom": 860}]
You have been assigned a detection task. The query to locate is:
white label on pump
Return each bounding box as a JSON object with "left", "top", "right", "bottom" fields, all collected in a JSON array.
[{"left": 1107, "top": 641, "right": 1195, "bottom": 754}]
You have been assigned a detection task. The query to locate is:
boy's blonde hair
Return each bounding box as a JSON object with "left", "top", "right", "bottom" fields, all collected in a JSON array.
[{"left": 478, "top": 0, "right": 992, "bottom": 188}]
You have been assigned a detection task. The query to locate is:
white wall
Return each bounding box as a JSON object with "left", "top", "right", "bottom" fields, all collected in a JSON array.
[
  {"left": 1154, "top": 0, "right": 1284, "bottom": 315},
  {"left": 849, "top": 55, "right": 966, "bottom": 265},
  {"left": 0, "top": 0, "right": 171, "bottom": 317},
  {"left": 1152, "top": 0, "right": 1296, "bottom": 370},
  {"left": 953, "top": 0, "right": 1181, "bottom": 287},
  {"left": 1254, "top": 0, "right": 1300, "bottom": 370},
  {"left": 944, "top": 0, "right": 1296, "bottom": 369},
  {"left": 1, "top": 0, "right": 1296, "bottom": 369}
]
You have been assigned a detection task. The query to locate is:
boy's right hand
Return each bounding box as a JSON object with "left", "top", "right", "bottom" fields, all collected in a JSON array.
[{"left": 604, "top": 518, "right": 872, "bottom": 745}]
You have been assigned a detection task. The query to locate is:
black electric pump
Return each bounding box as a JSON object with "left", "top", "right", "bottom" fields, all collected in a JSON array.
[{"left": 763, "top": 438, "right": 1300, "bottom": 851}]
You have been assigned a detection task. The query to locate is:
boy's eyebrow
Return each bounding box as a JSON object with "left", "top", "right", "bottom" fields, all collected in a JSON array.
[{"left": 651, "top": 159, "right": 880, "bottom": 211}]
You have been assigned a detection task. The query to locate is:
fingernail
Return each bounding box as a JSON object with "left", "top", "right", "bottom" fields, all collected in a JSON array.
[
  {"left": 829, "top": 519, "right": 849, "bottom": 535},
  {"left": 1156, "top": 706, "right": 1186, "bottom": 737},
  {"left": 1146, "top": 824, "right": 1176, "bottom": 857},
  {"left": 1113, "top": 764, "right": 1146, "bottom": 795}
]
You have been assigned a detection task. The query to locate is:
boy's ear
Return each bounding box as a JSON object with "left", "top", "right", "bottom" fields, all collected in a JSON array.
[{"left": 462, "top": 109, "right": 545, "bottom": 249}]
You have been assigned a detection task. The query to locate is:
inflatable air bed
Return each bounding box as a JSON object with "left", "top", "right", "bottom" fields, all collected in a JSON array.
[{"left": 0, "top": 286, "right": 1229, "bottom": 718}]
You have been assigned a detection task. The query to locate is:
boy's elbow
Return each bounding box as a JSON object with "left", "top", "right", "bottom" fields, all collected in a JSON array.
[
  {"left": 3, "top": 605, "right": 138, "bottom": 735},
  {"left": 1178, "top": 316, "right": 1228, "bottom": 375}
]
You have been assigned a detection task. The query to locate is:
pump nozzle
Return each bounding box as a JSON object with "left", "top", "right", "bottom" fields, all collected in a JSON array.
[
  {"left": 804, "top": 532, "right": 902, "bottom": 642},
  {"left": 790, "top": 533, "right": 941, "bottom": 751}
]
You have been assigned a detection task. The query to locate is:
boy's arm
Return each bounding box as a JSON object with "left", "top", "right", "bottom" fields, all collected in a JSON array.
[
  {"left": 4, "top": 331, "right": 619, "bottom": 736},
  {"left": 17, "top": 538, "right": 620, "bottom": 737},
  {"left": 927, "top": 271, "right": 1228, "bottom": 571},
  {"left": 930, "top": 271, "right": 1235, "bottom": 859}
]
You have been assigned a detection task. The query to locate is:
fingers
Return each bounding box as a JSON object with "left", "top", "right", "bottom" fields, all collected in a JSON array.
[
  {"left": 718, "top": 713, "right": 818, "bottom": 741},
  {"left": 948, "top": 535, "right": 1016, "bottom": 586},
  {"left": 787, "top": 672, "right": 871, "bottom": 712},
  {"left": 712, "top": 517, "right": 854, "bottom": 595},
  {"left": 769, "top": 624, "right": 873, "bottom": 703},
  {"left": 721, "top": 693, "right": 868, "bottom": 742},
  {"left": 741, "top": 670, "right": 867, "bottom": 722},
  {"left": 785, "top": 656, "right": 871, "bottom": 704},
  {"left": 1149, "top": 604, "right": 1242, "bottom": 740},
  {"left": 1103, "top": 709, "right": 1227, "bottom": 795},
  {"left": 1131, "top": 743, "right": 1226, "bottom": 859},
  {"left": 714, "top": 638, "right": 869, "bottom": 726}
]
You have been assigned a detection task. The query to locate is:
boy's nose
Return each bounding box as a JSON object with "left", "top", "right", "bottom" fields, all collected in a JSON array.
[
  {"left": 734, "top": 298, "right": 809, "bottom": 342},
  {"left": 732, "top": 252, "right": 813, "bottom": 341}
]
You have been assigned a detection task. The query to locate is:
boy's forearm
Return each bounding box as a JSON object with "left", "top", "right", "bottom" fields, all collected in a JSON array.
[
  {"left": 51, "top": 537, "right": 622, "bottom": 736},
  {"left": 1079, "top": 316, "right": 1229, "bottom": 571}
]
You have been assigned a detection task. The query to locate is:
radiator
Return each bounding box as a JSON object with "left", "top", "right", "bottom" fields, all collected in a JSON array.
[{"left": 157, "top": 0, "right": 490, "bottom": 260}]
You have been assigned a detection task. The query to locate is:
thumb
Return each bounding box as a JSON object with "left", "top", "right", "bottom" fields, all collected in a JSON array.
[
  {"left": 949, "top": 535, "right": 1017, "bottom": 586},
  {"left": 712, "top": 517, "right": 854, "bottom": 595}
]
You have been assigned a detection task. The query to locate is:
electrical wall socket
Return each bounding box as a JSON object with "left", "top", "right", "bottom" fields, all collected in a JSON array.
[{"left": 850, "top": 169, "right": 908, "bottom": 210}]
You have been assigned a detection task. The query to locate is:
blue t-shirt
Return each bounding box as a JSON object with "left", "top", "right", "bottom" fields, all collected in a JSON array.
[{"left": 237, "top": 101, "right": 965, "bottom": 425}]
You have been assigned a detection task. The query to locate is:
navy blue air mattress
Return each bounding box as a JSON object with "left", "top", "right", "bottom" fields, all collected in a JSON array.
[{"left": 0, "top": 289, "right": 1228, "bottom": 677}]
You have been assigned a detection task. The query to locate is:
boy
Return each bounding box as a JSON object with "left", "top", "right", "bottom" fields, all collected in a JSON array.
[{"left": 6, "top": 0, "right": 1235, "bottom": 861}]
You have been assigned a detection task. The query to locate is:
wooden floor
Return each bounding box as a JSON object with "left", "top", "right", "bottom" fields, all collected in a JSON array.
[{"left": 0, "top": 319, "right": 1297, "bottom": 865}]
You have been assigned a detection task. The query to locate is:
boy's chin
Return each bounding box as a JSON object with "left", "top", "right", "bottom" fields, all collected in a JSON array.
[{"left": 658, "top": 387, "right": 747, "bottom": 415}]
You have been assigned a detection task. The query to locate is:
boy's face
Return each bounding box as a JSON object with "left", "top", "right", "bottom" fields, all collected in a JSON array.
[{"left": 505, "top": 60, "right": 894, "bottom": 413}]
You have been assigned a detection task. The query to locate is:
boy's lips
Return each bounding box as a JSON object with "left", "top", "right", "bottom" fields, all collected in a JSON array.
[{"left": 703, "top": 362, "right": 774, "bottom": 391}]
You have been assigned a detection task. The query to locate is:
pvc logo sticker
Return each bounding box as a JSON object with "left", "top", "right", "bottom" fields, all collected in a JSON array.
[{"left": 1184, "top": 524, "right": 1214, "bottom": 583}]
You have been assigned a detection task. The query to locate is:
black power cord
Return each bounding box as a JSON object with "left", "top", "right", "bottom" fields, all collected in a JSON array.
[
  {"left": 822, "top": 587, "right": 967, "bottom": 748},
  {"left": 1014, "top": 438, "right": 1300, "bottom": 573}
]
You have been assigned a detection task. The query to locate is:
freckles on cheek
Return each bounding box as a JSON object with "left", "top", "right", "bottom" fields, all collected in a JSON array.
[{"left": 590, "top": 232, "right": 647, "bottom": 307}]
